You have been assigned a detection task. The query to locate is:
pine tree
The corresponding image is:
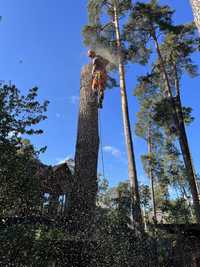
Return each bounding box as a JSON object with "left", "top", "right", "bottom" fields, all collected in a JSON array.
[
  {"left": 67, "top": 64, "right": 99, "bottom": 234},
  {"left": 156, "top": 22, "right": 200, "bottom": 222},
  {"left": 83, "top": 0, "right": 144, "bottom": 229},
  {"left": 147, "top": 124, "right": 157, "bottom": 223},
  {"left": 134, "top": 72, "right": 160, "bottom": 223},
  {"left": 135, "top": 67, "right": 194, "bottom": 223},
  {"left": 126, "top": 0, "right": 200, "bottom": 223},
  {"left": 135, "top": 72, "right": 168, "bottom": 223}
]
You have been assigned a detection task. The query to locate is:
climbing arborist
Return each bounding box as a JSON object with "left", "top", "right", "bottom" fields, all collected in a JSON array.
[{"left": 88, "top": 49, "right": 109, "bottom": 108}]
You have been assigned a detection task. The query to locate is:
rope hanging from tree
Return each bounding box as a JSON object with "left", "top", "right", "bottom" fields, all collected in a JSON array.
[{"left": 98, "top": 109, "right": 106, "bottom": 179}]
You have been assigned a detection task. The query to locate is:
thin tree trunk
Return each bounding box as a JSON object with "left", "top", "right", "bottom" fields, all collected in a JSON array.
[
  {"left": 174, "top": 63, "right": 198, "bottom": 184},
  {"left": 152, "top": 32, "right": 200, "bottom": 222},
  {"left": 68, "top": 64, "right": 99, "bottom": 233},
  {"left": 174, "top": 64, "right": 199, "bottom": 220},
  {"left": 113, "top": 0, "right": 143, "bottom": 229},
  {"left": 142, "top": 206, "right": 148, "bottom": 231},
  {"left": 179, "top": 183, "right": 194, "bottom": 219},
  {"left": 190, "top": 0, "right": 200, "bottom": 34},
  {"left": 147, "top": 126, "right": 158, "bottom": 266},
  {"left": 147, "top": 125, "right": 157, "bottom": 223}
]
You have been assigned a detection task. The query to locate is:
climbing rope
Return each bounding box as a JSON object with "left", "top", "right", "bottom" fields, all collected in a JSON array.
[{"left": 98, "top": 108, "right": 106, "bottom": 179}]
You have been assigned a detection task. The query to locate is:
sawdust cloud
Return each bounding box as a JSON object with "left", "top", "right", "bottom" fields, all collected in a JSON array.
[{"left": 94, "top": 45, "right": 119, "bottom": 66}]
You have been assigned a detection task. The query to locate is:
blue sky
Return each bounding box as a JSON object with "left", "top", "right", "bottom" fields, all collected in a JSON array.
[{"left": 0, "top": 0, "right": 199, "bottom": 187}]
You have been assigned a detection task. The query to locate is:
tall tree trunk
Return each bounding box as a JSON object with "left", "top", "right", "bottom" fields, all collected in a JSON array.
[
  {"left": 190, "top": 0, "right": 200, "bottom": 34},
  {"left": 174, "top": 64, "right": 197, "bottom": 181},
  {"left": 147, "top": 125, "right": 157, "bottom": 223},
  {"left": 68, "top": 64, "right": 99, "bottom": 233},
  {"left": 152, "top": 32, "right": 200, "bottom": 223},
  {"left": 179, "top": 184, "right": 194, "bottom": 219},
  {"left": 174, "top": 64, "right": 199, "bottom": 220},
  {"left": 147, "top": 126, "right": 158, "bottom": 265},
  {"left": 113, "top": 1, "right": 143, "bottom": 229}
]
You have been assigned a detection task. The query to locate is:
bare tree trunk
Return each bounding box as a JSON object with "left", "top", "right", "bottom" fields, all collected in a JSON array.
[
  {"left": 152, "top": 32, "right": 200, "bottom": 223},
  {"left": 113, "top": 1, "right": 143, "bottom": 229},
  {"left": 68, "top": 64, "right": 99, "bottom": 233},
  {"left": 147, "top": 126, "right": 157, "bottom": 223},
  {"left": 190, "top": 0, "right": 200, "bottom": 34},
  {"left": 174, "top": 63, "right": 198, "bottom": 185}
]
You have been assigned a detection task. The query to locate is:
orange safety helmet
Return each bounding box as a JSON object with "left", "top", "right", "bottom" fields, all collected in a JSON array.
[{"left": 88, "top": 49, "right": 96, "bottom": 58}]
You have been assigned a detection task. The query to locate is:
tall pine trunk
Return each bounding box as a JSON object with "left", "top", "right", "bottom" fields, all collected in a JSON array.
[
  {"left": 190, "top": 0, "right": 200, "bottom": 34},
  {"left": 152, "top": 32, "right": 200, "bottom": 223},
  {"left": 68, "top": 64, "right": 99, "bottom": 233},
  {"left": 174, "top": 63, "right": 199, "bottom": 220},
  {"left": 113, "top": 1, "right": 143, "bottom": 229},
  {"left": 147, "top": 125, "right": 157, "bottom": 223}
]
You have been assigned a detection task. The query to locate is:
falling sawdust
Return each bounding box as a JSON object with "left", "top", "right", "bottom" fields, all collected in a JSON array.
[{"left": 94, "top": 45, "right": 119, "bottom": 67}]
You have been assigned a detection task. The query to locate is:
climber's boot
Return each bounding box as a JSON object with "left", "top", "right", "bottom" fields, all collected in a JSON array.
[{"left": 98, "top": 91, "right": 104, "bottom": 109}]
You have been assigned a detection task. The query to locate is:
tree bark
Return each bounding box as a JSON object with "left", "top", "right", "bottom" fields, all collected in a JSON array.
[
  {"left": 147, "top": 125, "right": 157, "bottom": 223},
  {"left": 68, "top": 64, "right": 99, "bottom": 233},
  {"left": 152, "top": 32, "right": 200, "bottom": 223},
  {"left": 113, "top": 1, "right": 143, "bottom": 229},
  {"left": 190, "top": 0, "right": 200, "bottom": 34}
]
